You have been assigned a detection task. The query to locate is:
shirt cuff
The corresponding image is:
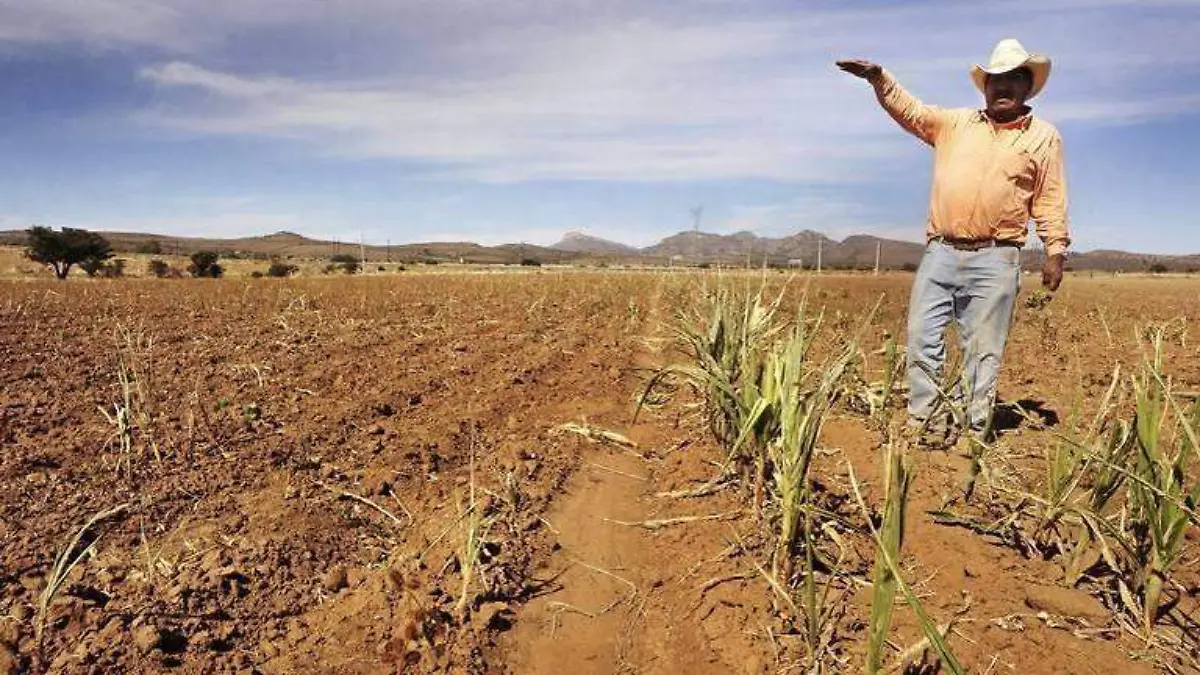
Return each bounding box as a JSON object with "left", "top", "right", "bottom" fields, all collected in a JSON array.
[
  {"left": 1045, "top": 241, "right": 1068, "bottom": 258},
  {"left": 873, "top": 69, "right": 894, "bottom": 91}
]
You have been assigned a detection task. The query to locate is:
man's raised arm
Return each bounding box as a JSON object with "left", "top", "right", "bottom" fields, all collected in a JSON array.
[{"left": 837, "top": 59, "right": 950, "bottom": 146}]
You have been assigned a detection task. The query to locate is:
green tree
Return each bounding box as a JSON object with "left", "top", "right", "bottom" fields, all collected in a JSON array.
[
  {"left": 147, "top": 259, "right": 171, "bottom": 278},
  {"left": 267, "top": 259, "right": 298, "bottom": 277},
  {"left": 25, "top": 226, "right": 113, "bottom": 279},
  {"left": 135, "top": 240, "right": 163, "bottom": 255},
  {"left": 329, "top": 253, "right": 360, "bottom": 275},
  {"left": 188, "top": 251, "right": 224, "bottom": 278}
]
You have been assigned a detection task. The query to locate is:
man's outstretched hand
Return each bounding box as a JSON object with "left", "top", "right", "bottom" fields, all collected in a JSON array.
[
  {"left": 837, "top": 59, "right": 883, "bottom": 83},
  {"left": 1042, "top": 254, "right": 1065, "bottom": 292}
]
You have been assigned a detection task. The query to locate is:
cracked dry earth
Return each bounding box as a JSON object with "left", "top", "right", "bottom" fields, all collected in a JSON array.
[{"left": 2, "top": 270, "right": 1199, "bottom": 674}]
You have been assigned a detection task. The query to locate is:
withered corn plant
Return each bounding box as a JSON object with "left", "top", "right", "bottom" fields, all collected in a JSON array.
[
  {"left": 637, "top": 279, "right": 787, "bottom": 510},
  {"left": 1115, "top": 330, "right": 1200, "bottom": 637},
  {"left": 930, "top": 327, "right": 1200, "bottom": 645},
  {"left": 846, "top": 331, "right": 904, "bottom": 428},
  {"left": 455, "top": 446, "right": 492, "bottom": 619},
  {"left": 850, "top": 457, "right": 963, "bottom": 675},
  {"left": 1030, "top": 365, "right": 1130, "bottom": 564},
  {"left": 866, "top": 435, "right": 912, "bottom": 674},
  {"left": 732, "top": 307, "right": 854, "bottom": 577}
]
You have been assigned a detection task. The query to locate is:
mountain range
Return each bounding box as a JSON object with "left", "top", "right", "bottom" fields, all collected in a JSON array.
[
  {"left": 2, "top": 228, "right": 1197, "bottom": 272},
  {"left": 551, "top": 230, "right": 1200, "bottom": 272}
]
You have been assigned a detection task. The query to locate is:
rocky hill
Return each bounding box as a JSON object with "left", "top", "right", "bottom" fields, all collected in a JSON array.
[
  {"left": 0, "top": 230, "right": 579, "bottom": 265},
  {"left": 549, "top": 231, "right": 637, "bottom": 255},
  {"left": 2, "top": 227, "right": 1197, "bottom": 272}
]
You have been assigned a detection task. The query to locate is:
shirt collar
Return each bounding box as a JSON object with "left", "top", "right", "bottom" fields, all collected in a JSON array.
[{"left": 977, "top": 108, "right": 1033, "bottom": 130}]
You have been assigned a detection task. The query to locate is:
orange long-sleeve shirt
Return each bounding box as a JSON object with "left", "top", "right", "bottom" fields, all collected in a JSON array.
[{"left": 874, "top": 71, "right": 1070, "bottom": 257}]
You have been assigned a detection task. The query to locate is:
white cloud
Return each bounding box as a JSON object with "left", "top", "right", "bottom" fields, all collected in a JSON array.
[
  {"left": 1044, "top": 94, "right": 1200, "bottom": 125},
  {"left": 135, "top": 42, "right": 912, "bottom": 183},
  {"left": 81, "top": 212, "right": 310, "bottom": 239},
  {"left": 722, "top": 195, "right": 924, "bottom": 243},
  {"left": 422, "top": 226, "right": 572, "bottom": 247},
  {"left": 0, "top": 0, "right": 188, "bottom": 49},
  {"left": 4, "top": 0, "right": 1198, "bottom": 185},
  {"left": 0, "top": 213, "right": 32, "bottom": 230}
]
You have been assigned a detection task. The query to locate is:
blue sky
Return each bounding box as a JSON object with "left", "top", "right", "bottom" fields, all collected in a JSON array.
[{"left": 0, "top": 0, "right": 1196, "bottom": 253}]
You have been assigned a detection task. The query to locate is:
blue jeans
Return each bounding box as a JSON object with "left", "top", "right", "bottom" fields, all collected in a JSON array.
[{"left": 906, "top": 239, "right": 1021, "bottom": 434}]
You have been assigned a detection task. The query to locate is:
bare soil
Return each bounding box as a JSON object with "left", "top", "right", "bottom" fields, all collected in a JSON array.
[{"left": 2, "top": 271, "right": 1198, "bottom": 674}]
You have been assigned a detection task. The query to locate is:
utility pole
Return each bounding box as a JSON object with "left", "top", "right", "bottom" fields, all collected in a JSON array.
[
  {"left": 387, "top": 239, "right": 392, "bottom": 263},
  {"left": 874, "top": 240, "right": 881, "bottom": 275},
  {"left": 691, "top": 206, "right": 703, "bottom": 233},
  {"left": 817, "top": 238, "right": 823, "bottom": 274},
  {"left": 359, "top": 232, "right": 366, "bottom": 273}
]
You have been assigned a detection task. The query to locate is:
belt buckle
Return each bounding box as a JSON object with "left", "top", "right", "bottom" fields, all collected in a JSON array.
[{"left": 942, "top": 237, "right": 992, "bottom": 251}]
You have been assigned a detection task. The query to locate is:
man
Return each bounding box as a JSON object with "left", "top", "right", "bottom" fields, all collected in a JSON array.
[{"left": 837, "top": 39, "right": 1070, "bottom": 443}]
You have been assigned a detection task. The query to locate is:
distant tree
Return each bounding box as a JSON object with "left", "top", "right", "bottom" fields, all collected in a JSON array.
[
  {"left": 188, "top": 251, "right": 224, "bottom": 278},
  {"left": 79, "top": 257, "right": 106, "bottom": 277},
  {"left": 267, "top": 260, "right": 298, "bottom": 277},
  {"left": 329, "top": 253, "right": 360, "bottom": 274},
  {"left": 147, "top": 259, "right": 171, "bottom": 278},
  {"left": 135, "top": 240, "right": 163, "bottom": 255},
  {"left": 81, "top": 255, "right": 128, "bottom": 278},
  {"left": 100, "top": 259, "right": 126, "bottom": 278},
  {"left": 520, "top": 257, "right": 542, "bottom": 267},
  {"left": 1149, "top": 263, "right": 1169, "bottom": 274},
  {"left": 25, "top": 226, "right": 113, "bottom": 279},
  {"left": 901, "top": 262, "right": 919, "bottom": 272}
]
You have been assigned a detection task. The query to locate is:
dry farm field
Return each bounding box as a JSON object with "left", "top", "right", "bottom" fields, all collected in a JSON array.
[{"left": 2, "top": 270, "right": 1199, "bottom": 674}]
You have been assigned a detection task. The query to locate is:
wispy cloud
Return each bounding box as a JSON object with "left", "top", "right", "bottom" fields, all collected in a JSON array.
[
  {"left": 111, "top": 1, "right": 1198, "bottom": 182},
  {"left": 77, "top": 212, "right": 309, "bottom": 239},
  {"left": 722, "top": 194, "right": 923, "bottom": 243},
  {"left": 134, "top": 25, "right": 907, "bottom": 183}
]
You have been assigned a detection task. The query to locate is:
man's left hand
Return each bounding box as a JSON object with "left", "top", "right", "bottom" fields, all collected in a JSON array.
[{"left": 1042, "top": 254, "right": 1065, "bottom": 291}]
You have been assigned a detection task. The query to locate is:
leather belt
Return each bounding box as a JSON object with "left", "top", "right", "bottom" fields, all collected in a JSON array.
[{"left": 934, "top": 236, "right": 1022, "bottom": 252}]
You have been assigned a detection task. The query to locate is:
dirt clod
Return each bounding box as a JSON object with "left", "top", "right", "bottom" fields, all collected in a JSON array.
[
  {"left": 323, "top": 567, "right": 349, "bottom": 592},
  {"left": 260, "top": 639, "right": 281, "bottom": 659},
  {"left": 474, "top": 602, "right": 514, "bottom": 632},
  {"left": 0, "top": 620, "right": 19, "bottom": 648},
  {"left": 0, "top": 644, "right": 18, "bottom": 675},
  {"left": 133, "top": 625, "right": 161, "bottom": 654},
  {"left": 361, "top": 472, "right": 392, "bottom": 496},
  {"left": 1023, "top": 585, "right": 1109, "bottom": 621}
]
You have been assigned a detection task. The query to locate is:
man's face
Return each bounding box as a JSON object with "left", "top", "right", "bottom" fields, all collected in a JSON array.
[{"left": 985, "top": 68, "right": 1033, "bottom": 120}]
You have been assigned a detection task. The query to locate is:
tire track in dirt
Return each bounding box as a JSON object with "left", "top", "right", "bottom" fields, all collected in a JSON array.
[{"left": 503, "top": 278, "right": 772, "bottom": 674}]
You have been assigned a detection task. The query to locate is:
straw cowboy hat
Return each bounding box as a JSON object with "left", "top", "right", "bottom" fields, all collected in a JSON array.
[{"left": 970, "top": 39, "right": 1051, "bottom": 99}]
